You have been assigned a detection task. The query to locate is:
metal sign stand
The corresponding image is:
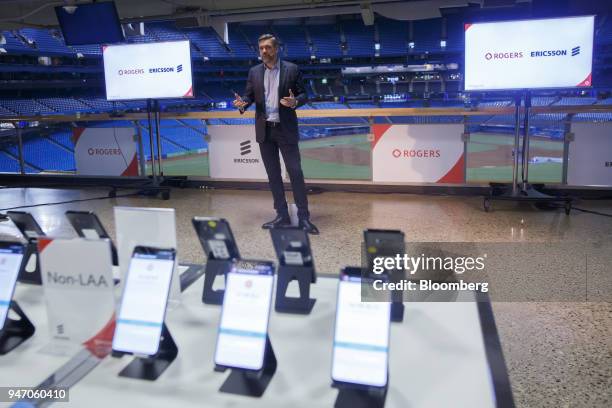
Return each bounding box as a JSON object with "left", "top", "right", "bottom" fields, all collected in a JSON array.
[{"left": 483, "top": 91, "right": 572, "bottom": 214}]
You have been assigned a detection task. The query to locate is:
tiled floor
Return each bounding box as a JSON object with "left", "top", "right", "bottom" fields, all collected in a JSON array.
[{"left": 1, "top": 186, "right": 611, "bottom": 407}]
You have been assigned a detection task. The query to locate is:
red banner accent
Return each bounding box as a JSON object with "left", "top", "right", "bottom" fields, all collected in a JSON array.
[
  {"left": 72, "top": 127, "right": 86, "bottom": 144},
  {"left": 120, "top": 155, "right": 139, "bottom": 176},
  {"left": 436, "top": 153, "right": 465, "bottom": 183},
  {"left": 82, "top": 313, "right": 116, "bottom": 358},
  {"left": 464, "top": 23, "right": 473, "bottom": 31},
  {"left": 577, "top": 73, "right": 592, "bottom": 87},
  {"left": 37, "top": 237, "right": 53, "bottom": 253},
  {"left": 371, "top": 124, "right": 392, "bottom": 149},
  {"left": 184, "top": 86, "right": 193, "bottom": 97}
]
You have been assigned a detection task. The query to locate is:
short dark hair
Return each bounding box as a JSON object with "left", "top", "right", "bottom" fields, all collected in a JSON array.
[{"left": 258, "top": 33, "right": 279, "bottom": 48}]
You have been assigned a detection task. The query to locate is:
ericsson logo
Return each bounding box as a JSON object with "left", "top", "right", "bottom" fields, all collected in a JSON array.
[
  {"left": 149, "top": 66, "right": 175, "bottom": 73},
  {"left": 572, "top": 46, "right": 580, "bottom": 56},
  {"left": 177, "top": 64, "right": 183, "bottom": 73},
  {"left": 240, "top": 140, "right": 251, "bottom": 155},
  {"left": 234, "top": 140, "right": 259, "bottom": 164}
]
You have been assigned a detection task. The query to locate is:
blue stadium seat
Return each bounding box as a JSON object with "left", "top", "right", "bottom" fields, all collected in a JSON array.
[
  {"left": 0, "top": 99, "right": 56, "bottom": 116},
  {"left": 19, "top": 28, "right": 73, "bottom": 55},
  {"left": 342, "top": 20, "right": 375, "bottom": 57},
  {"left": 6, "top": 138, "right": 75, "bottom": 171},
  {"left": 48, "top": 130, "right": 75, "bottom": 150},
  {"left": 308, "top": 25, "right": 342, "bottom": 57},
  {"left": 0, "top": 31, "right": 34, "bottom": 54},
  {"left": 273, "top": 25, "right": 310, "bottom": 59},
  {"left": 553, "top": 97, "right": 596, "bottom": 106},
  {"left": 38, "top": 97, "right": 94, "bottom": 113}
]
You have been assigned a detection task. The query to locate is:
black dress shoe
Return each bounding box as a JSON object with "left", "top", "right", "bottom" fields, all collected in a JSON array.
[
  {"left": 262, "top": 215, "right": 291, "bottom": 229},
  {"left": 298, "top": 218, "right": 319, "bottom": 235}
]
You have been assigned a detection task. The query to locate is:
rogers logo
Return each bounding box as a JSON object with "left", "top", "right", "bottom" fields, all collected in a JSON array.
[
  {"left": 484, "top": 51, "right": 523, "bottom": 60},
  {"left": 392, "top": 149, "right": 441, "bottom": 158},
  {"left": 118, "top": 68, "right": 145, "bottom": 76},
  {"left": 88, "top": 148, "right": 122, "bottom": 156}
]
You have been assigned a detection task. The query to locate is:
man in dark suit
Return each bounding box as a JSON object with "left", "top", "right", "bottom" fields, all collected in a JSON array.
[{"left": 233, "top": 33, "right": 319, "bottom": 234}]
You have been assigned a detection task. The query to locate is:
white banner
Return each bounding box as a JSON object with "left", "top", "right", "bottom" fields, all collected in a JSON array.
[
  {"left": 568, "top": 123, "right": 612, "bottom": 186},
  {"left": 39, "top": 238, "right": 116, "bottom": 355},
  {"left": 208, "top": 125, "right": 285, "bottom": 180},
  {"left": 103, "top": 40, "right": 193, "bottom": 100},
  {"left": 114, "top": 207, "right": 181, "bottom": 303},
  {"left": 74, "top": 127, "right": 138, "bottom": 176},
  {"left": 465, "top": 16, "right": 594, "bottom": 90},
  {"left": 372, "top": 124, "right": 465, "bottom": 183}
]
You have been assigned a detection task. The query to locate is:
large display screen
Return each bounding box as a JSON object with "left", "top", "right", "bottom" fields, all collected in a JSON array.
[
  {"left": 464, "top": 16, "right": 594, "bottom": 90},
  {"left": 112, "top": 247, "right": 175, "bottom": 356},
  {"left": 332, "top": 272, "right": 391, "bottom": 387},
  {"left": 214, "top": 260, "right": 274, "bottom": 371},
  {"left": 103, "top": 40, "right": 193, "bottom": 100},
  {"left": 0, "top": 243, "right": 25, "bottom": 330}
]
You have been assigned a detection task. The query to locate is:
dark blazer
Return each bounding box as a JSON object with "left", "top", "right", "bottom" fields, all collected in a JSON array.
[{"left": 241, "top": 60, "right": 307, "bottom": 144}]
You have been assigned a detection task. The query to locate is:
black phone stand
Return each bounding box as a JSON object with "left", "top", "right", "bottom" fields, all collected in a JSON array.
[
  {"left": 202, "top": 259, "right": 233, "bottom": 305},
  {"left": 0, "top": 301, "right": 35, "bottom": 355},
  {"left": 390, "top": 299, "right": 404, "bottom": 323},
  {"left": 216, "top": 336, "right": 277, "bottom": 397},
  {"left": 17, "top": 240, "right": 42, "bottom": 285},
  {"left": 114, "top": 323, "right": 178, "bottom": 381},
  {"left": 388, "top": 272, "right": 404, "bottom": 323},
  {"left": 333, "top": 381, "right": 388, "bottom": 408},
  {"left": 275, "top": 265, "right": 316, "bottom": 314}
]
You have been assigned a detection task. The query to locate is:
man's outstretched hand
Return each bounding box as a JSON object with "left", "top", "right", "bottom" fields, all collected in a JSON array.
[
  {"left": 280, "top": 88, "right": 297, "bottom": 108},
  {"left": 233, "top": 93, "right": 248, "bottom": 110}
]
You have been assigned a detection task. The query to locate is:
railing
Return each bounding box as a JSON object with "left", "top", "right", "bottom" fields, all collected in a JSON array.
[{"left": 1, "top": 105, "right": 611, "bottom": 187}]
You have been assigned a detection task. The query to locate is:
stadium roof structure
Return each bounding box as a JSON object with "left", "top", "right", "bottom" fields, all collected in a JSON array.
[{"left": 1, "top": 0, "right": 607, "bottom": 35}]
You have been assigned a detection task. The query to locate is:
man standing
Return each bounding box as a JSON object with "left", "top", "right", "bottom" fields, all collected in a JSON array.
[{"left": 233, "top": 34, "right": 319, "bottom": 234}]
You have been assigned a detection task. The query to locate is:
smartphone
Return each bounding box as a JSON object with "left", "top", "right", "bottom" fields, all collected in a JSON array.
[
  {"left": 65, "top": 210, "right": 118, "bottom": 266},
  {"left": 331, "top": 267, "right": 391, "bottom": 388},
  {"left": 214, "top": 259, "right": 275, "bottom": 371},
  {"left": 270, "top": 227, "right": 315, "bottom": 276},
  {"left": 7, "top": 211, "right": 45, "bottom": 240},
  {"left": 192, "top": 217, "right": 240, "bottom": 261},
  {"left": 0, "top": 242, "right": 26, "bottom": 330},
  {"left": 112, "top": 246, "right": 176, "bottom": 356}
]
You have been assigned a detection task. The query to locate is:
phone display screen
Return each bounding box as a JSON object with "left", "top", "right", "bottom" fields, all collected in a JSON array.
[
  {"left": 112, "top": 248, "right": 175, "bottom": 356},
  {"left": 0, "top": 243, "right": 25, "bottom": 330},
  {"left": 214, "top": 260, "right": 274, "bottom": 370},
  {"left": 331, "top": 271, "right": 391, "bottom": 388}
]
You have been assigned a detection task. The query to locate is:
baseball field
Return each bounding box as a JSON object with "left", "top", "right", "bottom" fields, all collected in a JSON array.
[{"left": 147, "top": 131, "right": 564, "bottom": 183}]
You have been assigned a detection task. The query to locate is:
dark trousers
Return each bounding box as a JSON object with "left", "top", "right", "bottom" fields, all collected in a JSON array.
[{"left": 259, "top": 124, "right": 309, "bottom": 219}]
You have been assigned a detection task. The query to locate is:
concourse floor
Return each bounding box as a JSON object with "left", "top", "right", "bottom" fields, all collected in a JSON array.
[{"left": 0, "top": 186, "right": 611, "bottom": 408}]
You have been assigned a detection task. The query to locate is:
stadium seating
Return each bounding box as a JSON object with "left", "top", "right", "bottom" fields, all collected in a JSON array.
[
  {"left": 0, "top": 99, "right": 57, "bottom": 116},
  {"left": 38, "top": 98, "right": 94, "bottom": 113},
  {"left": 6, "top": 137, "right": 74, "bottom": 171},
  {"left": 1, "top": 14, "right": 612, "bottom": 175},
  {"left": 341, "top": 20, "right": 375, "bottom": 57},
  {"left": 273, "top": 25, "right": 310, "bottom": 59},
  {"left": 47, "top": 130, "right": 75, "bottom": 150},
  {"left": 19, "top": 28, "right": 73, "bottom": 55},
  {"left": 0, "top": 151, "right": 24, "bottom": 173}
]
